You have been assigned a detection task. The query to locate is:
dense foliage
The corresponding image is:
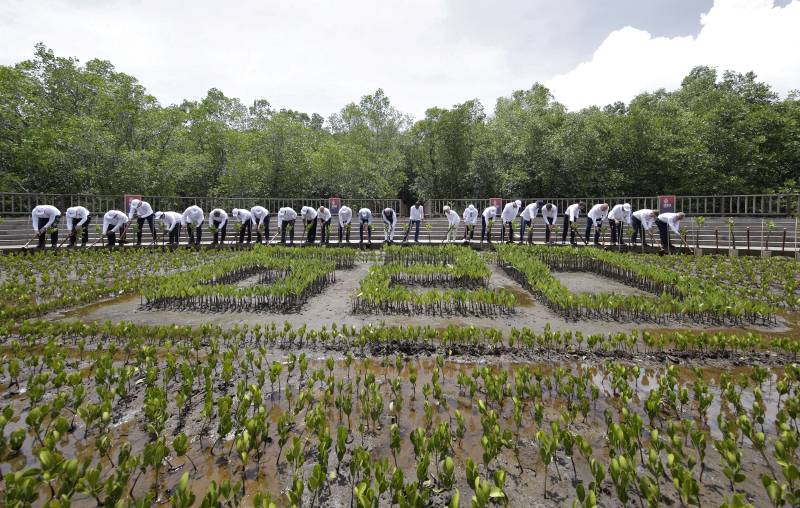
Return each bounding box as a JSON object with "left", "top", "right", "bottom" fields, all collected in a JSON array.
[{"left": 2, "top": 45, "right": 799, "bottom": 200}]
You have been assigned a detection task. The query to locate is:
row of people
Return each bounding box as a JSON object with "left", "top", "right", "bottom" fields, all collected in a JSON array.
[{"left": 29, "top": 200, "right": 686, "bottom": 250}]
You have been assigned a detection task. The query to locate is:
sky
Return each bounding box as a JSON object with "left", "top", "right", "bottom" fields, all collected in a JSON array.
[{"left": 0, "top": 0, "right": 798, "bottom": 119}]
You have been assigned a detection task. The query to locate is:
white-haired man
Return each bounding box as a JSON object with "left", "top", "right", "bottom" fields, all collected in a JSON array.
[
  {"left": 443, "top": 205, "right": 460, "bottom": 242},
  {"left": 500, "top": 200, "right": 522, "bottom": 243},
  {"left": 607, "top": 203, "right": 632, "bottom": 246},
  {"left": 586, "top": 203, "right": 609, "bottom": 246},
  {"left": 277, "top": 207, "right": 298, "bottom": 244},
  {"left": 182, "top": 205, "right": 204, "bottom": 246},
  {"left": 630, "top": 209, "right": 658, "bottom": 248},
  {"left": 155, "top": 211, "right": 183, "bottom": 246},
  {"left": 209, "top": 208, "right": 228, "bottom": 245},
  {"left": 338, "top": 205, "right": 353, "bottom": 244},
  {"left": 520, "top": 200, "right": 543, "bottom": 245},
  {"left": 31, "top": 205, "right": 61, "bottom": 249},
  {"left": 251, "top": 206, "right": 270, "bottom": 244},
  {"left": 318, "top": 206, "right": 332, "bottom": 244},
  {"left": 128, "top": 199, "right": 156, "bottom": 246},
  {"left": 462, "top": 204, "right": 478, "bottom": 243}
]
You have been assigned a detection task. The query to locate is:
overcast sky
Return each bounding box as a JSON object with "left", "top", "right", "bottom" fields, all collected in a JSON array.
[{"left": 1, "top": 0, "right": 798, "bottom": 119}]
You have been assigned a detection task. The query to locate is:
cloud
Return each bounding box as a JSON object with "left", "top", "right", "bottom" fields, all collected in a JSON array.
[
  {"left": 545, "top": 0, "right": 800, "bottom": 110},
  {"left": 0, "top": 0, "right": 522, "bottom": 119}
]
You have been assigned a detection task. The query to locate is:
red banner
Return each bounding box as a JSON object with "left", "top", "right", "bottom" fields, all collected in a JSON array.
[
  {"left": 658, "top": 195, "right": 676, "bottom": 214},
  {"left": 329, "top": 197, "right": 341, "bottom": 214},
  {"left": 123, "top": 194, "right": 141, "bottom": 212},
  {"left": 489, "top": 197, "right": 503, "bottom": 210}
]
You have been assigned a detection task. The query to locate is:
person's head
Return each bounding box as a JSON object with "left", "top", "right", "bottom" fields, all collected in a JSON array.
[
  {"left": 318, "top": 206, "right": 327, "bottom": 214},
  {"left": 536, "top": 200, "right": 544, "bottom": 208},
  {"left": 414, "top": 202, "right": 421, "bottom": 208},
  {"left": 676, "top": 212, "right": 686, "bottom": 220},
  {"left": 232, "top": 208, "right": 240, "bottom": 217},
  {"left": 623, "top": 203, "right": 631, "bottom": 213},
  {"left": 578, "top": 201, "right": 586, "bottom": 210},
  {"left": 545, "top": 203, "right": 553, "bottom": 211},
  {"left": 443, "top": 205, "right": 451, "bottom": 213},
  {"left": 34, "top": 207, "right": 47, "bottom": 217},
  {"left": 384, "top": 208, "right": 393, "bottom": 216},
  {"left": 514, "top": 200, "right": 522, "bottom": 208},
  {"left": 600, "top": 203, "right": 609, "bottom": 211},
  {"left": 130, "top": 199, "right": 141, "bottom": 210},
  {"left": 648, "top": 210, "right": 658, "bottom": 218},
  {"left": 468, "top": 204, "right": 475, "bottom": 210},
  {"left": 155, "top": 211, "right": 164, "bottom": 220}
]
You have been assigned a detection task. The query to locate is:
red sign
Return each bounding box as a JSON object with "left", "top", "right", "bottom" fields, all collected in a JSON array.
[
  {"left": 329, "top": 197, "right": 342, "bottom": 214},
  {"left": 658, "top": 195, "right": 676, "bottom": 214},
  {"left": 489, "top": 197, "right": 503, "bottom": 210},
  {"left": 124, "top": 194, "right": 141, "bottom": 212}
]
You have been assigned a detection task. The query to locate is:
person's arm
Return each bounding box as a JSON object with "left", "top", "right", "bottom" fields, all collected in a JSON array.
[
  {"left": 670, "top": 219, "right": 681, "bottom": 235},
  {"left": 32, "top": 210, "right": 39, "bottom": 231},
  {"left": 420, "top": 207, "right": 424, "bottom": 221},
  {"left": 76, "top": 211, "right": 89, "bottom": 229},
  {"left": 42, "top": 210, "right": 57, "bottom": 230}
]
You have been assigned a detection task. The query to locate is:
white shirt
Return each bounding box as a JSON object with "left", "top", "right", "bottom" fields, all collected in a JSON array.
[
  {"left": 607, "top": 204, "right": 632, "bottom": 225},
  {"left": 318, "top": 208, "right": 332, "bottom": 222},
  {"left": 482, "top": 206, "right": 497, "bottom": 221},
  {"left": 65, "top": 206, "right": 89, "bottom": 230},
  {"left": 300, "top": 206, "right": 317, "bottom": 221},
  {"left": 182, "top": 206, "right": 204, "bottom": 227},
  {"left": 102, "top": 210, "right": 128, "bottom": 234},
  {"left": 251, "top": 206, "right": 269, "bottom": 223},
  {"left": 382, "top": 209, "right": 397, "bottom": 227},
  {"left": 358, "top": 208, "right": 373, "bottom": 224},
  {"left": 501, "top": 202, "right": 521, "bottom": 223},
  {"left": 209, "top": 208, "right": 228, "bottom": 228},
  {"left": 409, "top": 205, "right": 424, "bottom": 221},
  {"left": 31, "top": 205, "right": 61, "bottom": 231},
  {"left": 633, "top": 209, "right": 657, "bottom": 230},
  {"left": 276, "top": 207, "right": 297, "bottom": 229},
  {"left": 522, "top": 203, "right": 540, "bottom": 221},
  {"left": 463, "top": 206, "right": 479, "bottom": 225},
  {"left": 541, "top": 204, "right": 557, "bottom": 223},
  {"left": 159, "top": 211, "right": 182, "bottom": 232},
  {"left": 565, "top": 203, "right": 582, "bottom": 222},
  {"left": 445, "top": 209, "right": 460, "bottom": 227},
  {"left": 658, "top": 213, "right": 683, "bottom": 235},
  {"left": 587, "top": 204, "right": 608, "bottom": 222},
  {"left": 338, "top": 206, "right": 353, "bottom": 226},
  {"left": 128, "top": 200, "right": 153, "bottom": 219},
  {"left": 234, "top": 209, "right": 253, "bottom": 223}
]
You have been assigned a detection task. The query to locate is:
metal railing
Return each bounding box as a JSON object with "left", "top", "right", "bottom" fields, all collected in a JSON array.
[{"left": 0, "top": 193, "right": 400, "bottom": 216}]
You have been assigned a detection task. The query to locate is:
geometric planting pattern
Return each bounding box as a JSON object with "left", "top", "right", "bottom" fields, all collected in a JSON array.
[{"left": 352, "top": 245, "right": 516, "bottom": 316}]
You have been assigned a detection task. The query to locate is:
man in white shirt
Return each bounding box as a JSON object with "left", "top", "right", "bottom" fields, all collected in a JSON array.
[
  {"left": 607, "top": 203, "right": 632, "bottom": 246},
  {"left": 300, "top": 206, "right": 318, "bottom": 244},
  {"left": 277, "top": 207, "right": 298, "bottom": 244},
  {"left": 128, "top": 199, "right": 156, "bottom": 246},
  {"left": 403, "top": 202, "right": 424, "bottom": 243},
  {"left": 358, "top": 208, "right": 373, "bottom": 244},
  {"left": 317, "top": 206, "right": 332, "bottom": 244},
  {"left": 232, "top": 208, "right": 253, "bottom": 244},
  {"left": 520, "top": 200, "right": 542, "bottom": 245},
  {"left": 182, "top": 205, "right": 205, "bottom": 246},
  {"left": 631, "top": 209, "right": 658, "bottom": 247},
  {"left": 209, "top": 208, "right": 228, "bottom": 245},
  {"left": 656, "top": 212, "right": 686, "bottom": 252},
  {"left": 481, "top": 205, "right": 497, "bottom": 244},
  {"left": 338, "top": 205, "right": 353, "bottom": 244},
  {"left": 65, "top": 206, "right": 91, "bottom": 247},
  {"left": 102, "top": 210, "right": 128, "bottom": 247},
  {"left": 462, "top": 204, "right": 478, "bottom": 242},
  {"left": 251, "top": 206, "right": 270, "bottom": 244},
  {"left": 586, "top": 203, "right": 609, "bottom": 246},
  {"left": 562, "top": 202, "right": 585, "bottom": 245},
  {"left": 500, "top": 200, "right": 522, "bottom": 243},
  {"left": 31, "top": 205, "right": 61, "bottom": 249},
  {"left": 443, "top": 206, "right": 460, "bottom": 243},
  {"left": 382, "top": 207, "right": 398, "bottom": 244},
  {"left": 155, "top": 211, "right": 183, "bottom": 245},
  {"left": 541, "top": 203, "right": 557, "bottom": 244}
]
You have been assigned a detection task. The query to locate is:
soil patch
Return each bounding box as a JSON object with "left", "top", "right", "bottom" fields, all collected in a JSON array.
[{"left": 552, "top": 271, "right": 651, "bottom": 297}]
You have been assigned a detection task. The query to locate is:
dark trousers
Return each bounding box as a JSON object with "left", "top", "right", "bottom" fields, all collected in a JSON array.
[
  {"left": 630, "top": 216, "right": 647, "bottom": 247},
  {"left": 501, "top": 220, "right": 514, "bottom": 243},
  {"left": 544, "top": 218, "right": 555, "bottom": 243},
  {"left": 281, "top": 220, "right": 295, "bottom": 244},
  {"left": 69, "top": 217, "right": 91, "bottom": 246},
  {"left": 212, "top": 220, "right": 227, "bottom": 244},
  {"left": 562, "top": 216, "right": 577, "bottom": 244},
  {"left": 519, "top": 219, "right": 531, "bottom": 244},
  {"left": 463, "top": 223, "right": 475, "bottom": 240},
  {"left": 403, "top": 220, "right": 420, "bottom": 242},
  {"left": 359, "top": 220, "right": 372, "bottom": 243},
  {"left": 188, "top": 223, "right": 202, "bottom": 245},
  {"left": 339, "top": 223, "right": 351, "bottom": 243},
  {"left": 319, "top": 219, "right": 331, "bottom": 243},
  {"left": 37, "top": 216, "right": 60, "bottom": 248},
  {"left": 255, "top": 217, "right": 270, "bottom": 244},
  {"left": 481, "top": 216, "right": 492, "bottom": 243},
  {"left": 136, "top": 214, "right": 156, "bottom": 245},
  {"left": 656, "top": 219, "right": 671, "bottom": 250},
  {"left": 306, "top": 219, "right": 317, "bottom": 243},
  {"left": 585, "top": 218, "right": 600, "bottom": 245},
  {"left": 238, "top": 220, "right": 252, "bottom": 244},
  {"left": 609, "top": 219, "right": 624, "bottom": 245},
  {"left": 169, "top": 225, "right": 182, "bottom": 245}
]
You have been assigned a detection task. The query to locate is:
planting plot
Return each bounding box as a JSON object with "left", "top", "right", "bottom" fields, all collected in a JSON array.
[{"left": 552, "top": 272, "right": 651, "bottom": 297}]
